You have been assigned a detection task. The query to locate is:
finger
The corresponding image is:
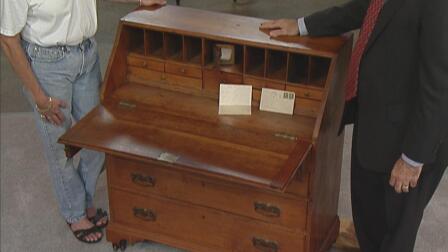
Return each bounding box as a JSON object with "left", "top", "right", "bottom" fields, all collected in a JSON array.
[
  {"left": 58, "top": 99, "right": 67, "bottom": 108},
  {"left": 410, "top": 176, "right": 419, "bottom": 188},
  {"left": 389, "top": 175, "right": 396, "bottom": 187},
  {"left": 394, "top": 181, "right": 403, "bottom": 194},
  {"left": 54, "top": 109, "right": 66, "bottom": 122},
  {"left": 50, "top": 113, "right": 62, "bottom": 125},
  {"left": 270, "top": 28, "right": 288, "bottom": 37},
  {"left": 260, "top": 20, "right": 280, "bottom": 29},
  {"left": 402, "top": 184, "right": 410, "bottom": 193},
  {"left": 46, "top": 114, "right": 55, "bottom": 125}
]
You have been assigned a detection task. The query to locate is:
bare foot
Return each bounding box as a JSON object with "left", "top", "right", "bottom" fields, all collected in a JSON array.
[
  {"left": 86, "top": 207, "right": 108, "bottom": 227},
  {"left": 70, "top": 217, "right": 102, "bottom": 242}
]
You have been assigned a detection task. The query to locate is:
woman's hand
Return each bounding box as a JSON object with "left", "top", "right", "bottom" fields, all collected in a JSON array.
[
  {"left": 36, "top": 95, "right": 67, "bottom": 126},
  {"left": 141, "top": 0, "right": 167, "bottom": 6}
]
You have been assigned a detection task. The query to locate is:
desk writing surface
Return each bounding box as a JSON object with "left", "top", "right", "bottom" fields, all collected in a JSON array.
[{"left": 60, "top": 84, "right": 312, "bottom": 190}]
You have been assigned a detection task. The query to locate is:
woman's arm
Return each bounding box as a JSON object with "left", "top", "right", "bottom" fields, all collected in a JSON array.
[{"left": 0, "top": 34, "right": 66, "bottom": 125}]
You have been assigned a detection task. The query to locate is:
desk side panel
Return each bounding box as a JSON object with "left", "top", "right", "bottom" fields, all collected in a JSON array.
[{"left": 306, "top": 37, "right": 352, "bottom": 252}]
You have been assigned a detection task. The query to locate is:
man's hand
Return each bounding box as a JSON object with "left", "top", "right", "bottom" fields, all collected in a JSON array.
[
  {"left": 389, "top": 158, "right": 423, "bottom": 193},
  {"left": 260, "top": 19, "right": 299, "bottom": 37},
  {"left": 141, "top": 0, "right": 166, "bottom": 6}
]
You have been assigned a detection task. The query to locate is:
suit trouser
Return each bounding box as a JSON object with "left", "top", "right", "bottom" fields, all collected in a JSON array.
[{"left": 351, "top": 131, "right": 447, "bottom": 252}]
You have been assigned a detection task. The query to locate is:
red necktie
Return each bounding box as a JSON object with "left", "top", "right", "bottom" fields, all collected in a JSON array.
[{"left": 345, "top": 0, "right": 385, "bottom": 101}]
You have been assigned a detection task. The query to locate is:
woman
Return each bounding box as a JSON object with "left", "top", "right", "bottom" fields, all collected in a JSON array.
[{"left": 0, "top": 0, "right": 167, "bottom": 244}]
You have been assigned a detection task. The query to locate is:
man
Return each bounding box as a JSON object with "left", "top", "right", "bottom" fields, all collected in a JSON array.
[{"left": 261, "top": 0, "right": 447, "bottom": 251}]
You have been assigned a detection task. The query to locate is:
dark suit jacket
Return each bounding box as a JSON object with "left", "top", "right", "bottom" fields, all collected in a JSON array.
[{"left": 304, "top": 0, "right": 448, "bottom": 172}]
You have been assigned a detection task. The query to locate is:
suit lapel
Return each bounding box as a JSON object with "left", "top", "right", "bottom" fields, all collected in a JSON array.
[{"left": 365, "top": 0, "right": 406, "bottom": 52}]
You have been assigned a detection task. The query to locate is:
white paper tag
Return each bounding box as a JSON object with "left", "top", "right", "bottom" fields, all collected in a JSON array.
[
  {"left": 220, "top": 47, "right": 233, "bottom": 61},
  {"left": 259, "top": 88, "right": 295, "bottom": 115},
  {"left": 219, "top": 84, "right": 252, "bottom": 115}
]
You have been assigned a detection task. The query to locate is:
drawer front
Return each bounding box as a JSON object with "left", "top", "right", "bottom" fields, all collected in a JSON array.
[
  {"left": 286, "top": 85, "right": 324, "bottom": 101},
  {"left": 165, "top": 73, "right": 203, "bottom": 90},
  {"left": 244, "top": 76, "right": 265, "bottom": 89},
  {"left": 110, "top": 189, "right": 306, "bottom": 252},
  {"left": 203, "top": 69, "right": 243, "bottom": 92},
  {"left": 265, "top": 80, "right": 286, "bottom": 90},
  {"left": 166, "top": 62, "right": 202, "bottom": 79},
  {"left": 107, "top": 156, "right": 308, "bottom": 230},
  {"left": 127, "top": 67, "right": 164, "bottom": 84},
  {"left": 127, "top": 55, "right": 165, "bottom": 72}
]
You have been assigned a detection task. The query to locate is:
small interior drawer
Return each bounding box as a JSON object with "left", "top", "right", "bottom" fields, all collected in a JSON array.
[
  {"left": 164, "top": 72, "right": 202, "bottom": 90},
  {"left": 127, "top": 55, "right": 165, "bottom": 72},
  {"left": 203, "top": 69, "right": 243, "bottom": 92},
  {"left": 165, "top": 62, "right": 202, "bottom": 79},
  {"left": 286, "top": 84, "right": 324, "bottom": 101},
  {"left": 244, "top": 76, "right": 265, "bottom": 89},
  {"left": 265, "top": 80, "right": 286, "bottom": 90}
]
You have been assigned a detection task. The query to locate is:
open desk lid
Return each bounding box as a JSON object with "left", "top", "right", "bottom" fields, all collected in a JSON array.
[{"left": 59, "top": 102, "right": 312, "bottom": 192}]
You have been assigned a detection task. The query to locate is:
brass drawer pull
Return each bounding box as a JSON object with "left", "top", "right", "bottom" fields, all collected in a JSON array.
[
  {"left": 130, "top": 173, "right": 156, "bottom": 187},
  {"left": 254, "top": 202, "right": 281, "bottom": 218},
  {"left": 252, "top": 237, "right": 278, "bottom": 252},
  {"left": 133, "top": 207, "right": 157, "bottom": 222}
]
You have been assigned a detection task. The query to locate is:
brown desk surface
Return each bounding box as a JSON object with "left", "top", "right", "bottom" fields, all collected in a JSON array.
[{"left": 60, "top": 84, "right": 312, "bottom": 191}]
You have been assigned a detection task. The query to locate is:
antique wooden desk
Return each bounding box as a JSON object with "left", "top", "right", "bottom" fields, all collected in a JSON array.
[{"left": 60, "top": 5, "right": 352, "bottom": 252}]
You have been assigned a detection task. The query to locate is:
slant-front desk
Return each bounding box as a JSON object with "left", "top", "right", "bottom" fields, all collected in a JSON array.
[{"left": 60, "top": 5, "right": 352, "bottom": 252}]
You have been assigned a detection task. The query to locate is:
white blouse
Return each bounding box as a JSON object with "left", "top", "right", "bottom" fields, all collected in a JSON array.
[{"left": 0, "top": 0, "right": 97, "bottom": 46}]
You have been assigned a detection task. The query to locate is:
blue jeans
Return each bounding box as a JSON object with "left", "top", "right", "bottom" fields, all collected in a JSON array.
[{"left": 22, "top": 38, "right": 105, "bottom": 224}]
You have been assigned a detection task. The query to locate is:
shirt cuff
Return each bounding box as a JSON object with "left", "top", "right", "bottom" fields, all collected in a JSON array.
[
  {"left": 297, "top": 17, "right": 309, "bottom": 36},
  {"left": 401, "top": 153, "right": 424, "bottom": 168}
]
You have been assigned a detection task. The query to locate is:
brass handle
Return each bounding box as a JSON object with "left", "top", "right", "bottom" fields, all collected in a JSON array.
[
  {"left": 133, "top": 207, "right": 157, "bottom": 222},
  {"left": 252, "top": 237, "right": 278, "bottom": 252},
  {"left": 254, "top": 202, "right": 281, "bottom": 218},
  {"left": 304, "top": 92, "right": 311, "bottom": 98},
  {"left": 130, "top": 173, "right": 156, "bottom": 187}
]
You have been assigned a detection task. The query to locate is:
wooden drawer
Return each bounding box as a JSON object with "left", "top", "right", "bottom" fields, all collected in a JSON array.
[
  {"left": 127, "top": 55, "right": 165, "bottom": 72},
  {"left": 127, "top": 66, "right": 202, "bottom": 90},
  {"left": 265, "top": 80, "right": 285, "bottom": 90},
  {"left": 107, "top": 156, "right": 308, "bottom": 230},
  {"left": 244, "top": 76, "right": 265, "bottom": 89},
  {"left": 109, "top": 189, "right": 306, "bottom": 252},
  {"left": 165, "top": 72, "right": 202, "bottom": 90},
  {"left": 165, "top": 61, "right": 202, "bottom": 79},
  {"left": 244, "top": 77, "right": 285, "bottom": 90},
  {"left": 203, "top": 69, "right": 243, "bottom": 92},
  {"left": 127, "top": 67, "right": 164, "bottom": 84},
  {"left": 286, "top": 84, "right": 324, "bottom": 101}
]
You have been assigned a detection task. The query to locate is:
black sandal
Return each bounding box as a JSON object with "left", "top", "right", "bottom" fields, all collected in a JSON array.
[
  {"left": 88, "top": 208, "right": 109, "bottom": 229},
  {"left": 70, "top": 225, "right": 103, "bottom": 244}
]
